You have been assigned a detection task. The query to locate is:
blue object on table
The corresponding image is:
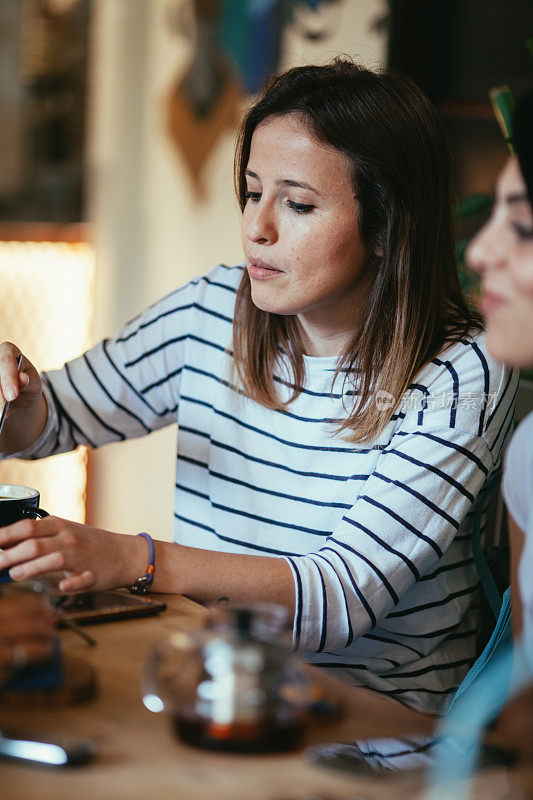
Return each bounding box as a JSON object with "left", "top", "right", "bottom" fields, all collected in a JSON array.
[
  {"left": 3, "top": 637, "right": 63, "bottom": 693},
  {"left": 0, "top": 568, "right": 12, "bottom": 584}
]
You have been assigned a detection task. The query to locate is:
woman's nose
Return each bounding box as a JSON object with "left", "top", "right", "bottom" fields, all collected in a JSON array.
[
  {"left": 467, "top": 216, "right": 506, "bottom": 276},
  {"left": 244, "top": 201, "right": 277, "bottom": 245}
]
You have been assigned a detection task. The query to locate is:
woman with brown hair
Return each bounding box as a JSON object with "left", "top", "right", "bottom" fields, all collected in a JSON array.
[{"left": 0, "top": 59, "right": 516, "bottom": 766}]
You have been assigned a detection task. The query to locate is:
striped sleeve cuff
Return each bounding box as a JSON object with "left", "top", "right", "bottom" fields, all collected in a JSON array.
[{"left": 284, "top": 556, "right": 304, "bottom": 650}]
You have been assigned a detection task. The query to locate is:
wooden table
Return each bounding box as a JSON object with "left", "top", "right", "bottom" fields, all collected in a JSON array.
[{"left": 0, "top": 593, "right": 526, "bottom": 800}]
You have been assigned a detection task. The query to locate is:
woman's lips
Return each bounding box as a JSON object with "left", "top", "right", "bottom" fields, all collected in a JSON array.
[
  {"left": 480, "top": 289, "right": 508, "bottom": 315},
  {"left": 247, "top": 260, "right": 283, "bottom": 280}
]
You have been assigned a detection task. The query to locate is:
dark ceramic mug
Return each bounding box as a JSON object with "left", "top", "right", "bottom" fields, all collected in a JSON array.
[{"left": 0, "top": 483, "right": 48, "bottom": 583}]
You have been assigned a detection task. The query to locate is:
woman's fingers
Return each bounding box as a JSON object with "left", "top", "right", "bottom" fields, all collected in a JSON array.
[
  {"left": 0, "top": 515, "right": 59, "bottom": 549},
  {"left": 58, "top": 570, "right": 95, "bottom": 593},
  {"left": 0, "top": 343, "right": 41, "bottom": 417},
  {"left": 0, "top": 517, "right": 133, "bottom": 591},
  {"left": 0, "top": 517, "right": 76, "bottom": 578},
  {"left": 9, "top": 551, "right": 69, "bottom": 581},
  {"left": 0, "top": 342, "right": 22, "bottom": 404}
]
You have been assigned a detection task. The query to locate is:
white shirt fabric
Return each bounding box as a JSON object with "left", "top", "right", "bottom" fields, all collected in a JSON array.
[
  {"left": 7, "top": 264, "right": 518, "bottom": 724},
  {"left": 502, "top": 410, "right": 533, "bottom": 670}
]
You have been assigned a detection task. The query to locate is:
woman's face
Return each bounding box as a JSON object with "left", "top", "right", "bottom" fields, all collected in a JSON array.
[
  {"left": 468, "top": 156, "right": 533, "bottom": 368},
  {"left": 241, "top": 113, "right": 372, "bottom": 356}
]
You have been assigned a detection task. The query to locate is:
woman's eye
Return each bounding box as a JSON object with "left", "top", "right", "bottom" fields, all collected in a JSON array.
[
  {"left": 287, "top": 200, "right": 314, "bottom": 214},
  {"left": 244, "top": 191, "right": 261, "bottom": 203},
  {"left": 512, "top": 222, "right": 533, "bottom": 240}
]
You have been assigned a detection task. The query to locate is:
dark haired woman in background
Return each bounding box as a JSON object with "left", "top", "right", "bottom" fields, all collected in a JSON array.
[
  {"left": 466, "top": 90, "right": 533, "bottom": 766},
  {"left": 0, "top": 60, "right": 516, "bottom": 767}
]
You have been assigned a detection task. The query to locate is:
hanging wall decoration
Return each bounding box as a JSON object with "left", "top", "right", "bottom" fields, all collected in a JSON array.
[{"left": 166, "top": 0, "right": 340, "bottom": 197}]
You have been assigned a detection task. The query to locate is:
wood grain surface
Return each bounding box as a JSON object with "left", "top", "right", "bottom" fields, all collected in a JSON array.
[{"left": 0, "top": 592, "right": 523, "bottom": 800}]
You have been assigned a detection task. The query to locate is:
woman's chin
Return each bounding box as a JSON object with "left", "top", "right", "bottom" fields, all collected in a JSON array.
[{"left": 486, "top": 327, "right": 533, "bottom": 369}]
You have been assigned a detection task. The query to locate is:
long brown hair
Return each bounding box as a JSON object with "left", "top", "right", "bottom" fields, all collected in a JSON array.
[{"left": 232, "top": 59, "right": 482, "bottom": 442}]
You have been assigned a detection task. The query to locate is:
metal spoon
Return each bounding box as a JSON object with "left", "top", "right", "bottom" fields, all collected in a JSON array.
[{"left": 0, "top": 354, "right": 23, "bottom": 437}]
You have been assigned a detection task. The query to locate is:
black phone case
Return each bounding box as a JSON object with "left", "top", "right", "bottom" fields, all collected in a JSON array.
[{"left": 52, "top": 590, "right": 167, "bottom": 625}]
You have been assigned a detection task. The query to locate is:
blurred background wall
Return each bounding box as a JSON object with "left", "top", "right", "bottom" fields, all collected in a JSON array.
[
  {"left": 85, "top": 0, "right": 388, "bottom": 540},
  {"left": 0, "top": 0, "right": 530, "bottom": 542}
]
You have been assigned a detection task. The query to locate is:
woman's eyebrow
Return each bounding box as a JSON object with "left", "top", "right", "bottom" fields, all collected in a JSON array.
[{"left": 245, "top": 170, "right": 319, "bottom": 195}]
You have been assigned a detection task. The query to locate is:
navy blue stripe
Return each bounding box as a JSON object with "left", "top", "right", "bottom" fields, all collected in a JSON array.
[
  {"left": 181, "top": 389, "right": 371, "bottom": 452},
  {"left": 342, "top": 516, "right": 421, "bottom": 580},
  {"left": 383, "top": 449, "right": 474, "bottom": 503},
  {"left": 361, "top": 632, "right": 423, "bottom": 658},
  {"left": 328, "top": 536, "right": 399, "bottom": 604},
  {"left": 179, "top": 429, "right": 368, "bottom": 482},
  {"left": 360, "top": 495, "right": 443, "bottom": 557},
  {"left": 141, "top": 367, "right": 182, "bottom": 395},
  {"left": 432, "top": 357, "right": 459, "bottom": 427},
  {"left": 125, "top": 331, "right": 232, "bottom": 370},
  {"left": 124, "top": 334, "right": 188, "bottom": 367},
  {"left": 117, "top": 303, "right": 193, "bottom": 343},
  {"left": 373, "top": 471, "right": 460, "bottom": 530},
  {"left": 64, "top": 362, "right": 126, "bottom": 441},
  {"left": 187, "top": 333, "right": 231, "bottom": 355},
  {"left": 276, "top": 406, "right": 345, "bottom": 425},
  {"left": 314, "top": 553, "right": 354, "bottom": 647},
  {"left": 204, "top": 465, "right": 352, "bottom": 510},
  {"left": 102, "top": 339, "right": 167, "bottom": 417},
  {"left": 387, "top": 622, "right": 463, "bottom": 639},
  {"left": 199, "top": 272, "right": 239, "bottom": 293},
  {"left": 314, "top": 562, "right": 328, "bottom": 653},
  {"left": 461, "top": 339, "right": 490, "bottom": 435},
  {"left": 285, "top": 557, "right": 303, "bottom": 649},
  {"left": 419, "top": 557, "right": 474, "bottom": 581},
  {"left": 319, "top": 547, "right": 377, "bottom": 629},
  {"left": 117, "top": 300, "right": 233, "bottom": 345},
  {"left": 490, "top": 392, "right": 516, "bottom": 456},
  {"left": 408, "top": 383, "right": 430, "bottom": 426},
  {"left": 175, "top": 482, "right": 209, "bottom": 501},
  {"left": 382, "top": 686, "right": 457, "bottom": 696},
  {"left": 484, "top": 369, "right": 514, "bottom": 429},
  {"left": 447, "top": 629, "right": 476, "bottom": 641},
  {"left": 175, "top": 513, "right": 298, "bottom": 556},
  {"left": 382, "top": 657, "right": 472, "bottom": 679},
  {"left": 273, "top": 374, "right": 356, "bottom": 399},
  {"left": 46, "top": 376, "right": 98, "bottom": 448},
  {"left": 387, "top": 584, "right": 478, "bottom": 618},
  {"left": 308, "top": 662, "right": 370, "bottom": 670},
  {"left": 83, "top": 353, "right": 151, "bottom": 434},
  {"left": 393, "top": 431, "right": 488, "bottom": 475},
  {"left": 177, "top": 454, "right": 207, "bottom": 470},
  {"left": 210, "top": 499, "right": 327, "bottom": 537}
]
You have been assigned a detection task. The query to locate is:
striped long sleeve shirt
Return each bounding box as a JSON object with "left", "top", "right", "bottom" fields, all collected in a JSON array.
[{"left": 16, "top": 264, "right": 518, "bottom": 715}]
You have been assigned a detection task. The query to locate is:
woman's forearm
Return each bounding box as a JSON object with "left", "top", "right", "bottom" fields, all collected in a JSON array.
[{"left": 151, "top": 541, "right": 296, "bottom": 612}]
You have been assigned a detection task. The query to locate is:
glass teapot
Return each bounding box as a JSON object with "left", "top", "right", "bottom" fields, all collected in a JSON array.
[{"left": 143, "top": 603, "right": 312, "bottom": 752}]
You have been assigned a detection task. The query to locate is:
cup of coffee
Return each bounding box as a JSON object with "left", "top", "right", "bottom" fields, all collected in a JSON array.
[{"left": 0, "top": 483, "right": 48, "bottom": 583}]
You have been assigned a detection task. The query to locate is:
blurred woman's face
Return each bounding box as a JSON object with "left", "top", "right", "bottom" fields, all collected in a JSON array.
[{"left": 468, "top": 156, "right": 533, "bottom": 368}]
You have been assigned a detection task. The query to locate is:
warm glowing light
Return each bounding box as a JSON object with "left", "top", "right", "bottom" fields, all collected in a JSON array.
[{"left": 0, "top": 240, "right": 95, "bottom": 522}]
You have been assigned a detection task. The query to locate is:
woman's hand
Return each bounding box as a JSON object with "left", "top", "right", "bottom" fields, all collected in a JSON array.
[
  {"left": 0, "top": 593, "right": 56, "bottom": 685},
  {"left": 0, "top": 517, "right": 147, "bottom": 593},
  {"left": 0, "top": 342, "right": 47, "bottom": 453}
]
